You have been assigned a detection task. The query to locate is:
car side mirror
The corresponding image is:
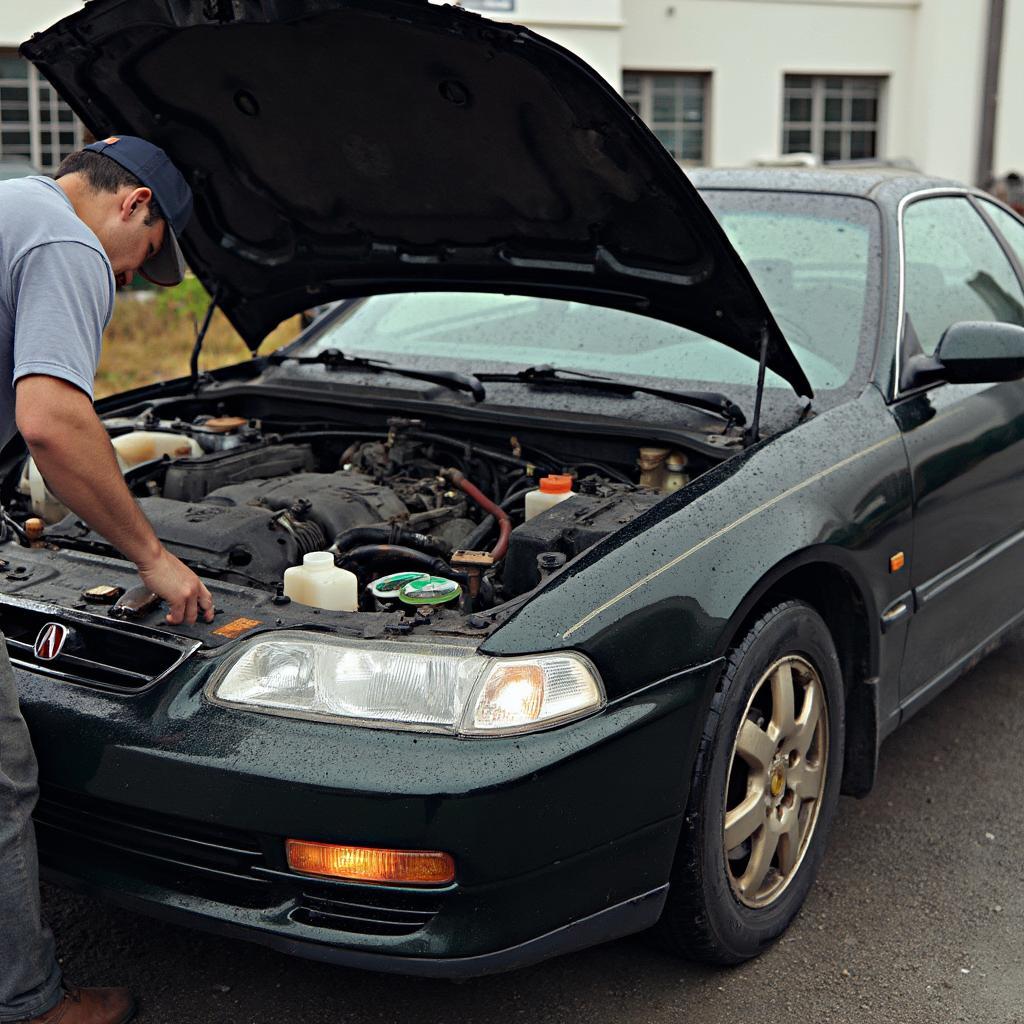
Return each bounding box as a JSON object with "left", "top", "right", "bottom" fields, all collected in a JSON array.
[{"left": 901, "top": 320, "right": 1024, "bottom": 390}]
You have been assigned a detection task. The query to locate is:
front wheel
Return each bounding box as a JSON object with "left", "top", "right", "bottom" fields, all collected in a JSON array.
[{"left": 655, "top": 600, "right": 845, "bottom": 963}]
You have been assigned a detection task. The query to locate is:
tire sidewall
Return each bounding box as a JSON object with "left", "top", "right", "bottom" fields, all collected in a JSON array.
[{"left": 697, "top": 603, "right": 845, "bottom": 959}]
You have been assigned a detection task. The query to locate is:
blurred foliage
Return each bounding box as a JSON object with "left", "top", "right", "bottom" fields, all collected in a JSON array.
[
  {"left": 149, "top": 273, "right": 213, "bottom": 323},
  {"left": 96, "top": 275, "right": 300, "bottom": 399}
]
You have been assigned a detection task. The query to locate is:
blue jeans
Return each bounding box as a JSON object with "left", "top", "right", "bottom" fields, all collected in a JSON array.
[{"left": 0, "top": 635, "right": 62, "bottom": 1021}]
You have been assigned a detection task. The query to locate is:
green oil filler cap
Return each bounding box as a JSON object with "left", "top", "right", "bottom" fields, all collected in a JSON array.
[
  {"left": 398, "top": 575, "right": 462, "bottom": 607},
  {"left": 369, "top": 571, "right": 430, "bottom": 601}
]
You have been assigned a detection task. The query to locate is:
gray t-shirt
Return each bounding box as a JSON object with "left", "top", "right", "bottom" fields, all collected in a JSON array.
[{"left": 0, "top": 175, "right": 115, "bottom": 449}]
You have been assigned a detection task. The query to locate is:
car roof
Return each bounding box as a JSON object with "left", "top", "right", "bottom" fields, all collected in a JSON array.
[{"left": 687, "top": 166, "right": 965, "bottom": 200}]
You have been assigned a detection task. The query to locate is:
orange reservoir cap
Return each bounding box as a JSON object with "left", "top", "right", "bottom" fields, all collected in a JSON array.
[
  {"left": 286, "top": 839, "right": 455, "bottom": 886},
  {"left": 538, "top": 474, "right": 574, "bottom": 494}
]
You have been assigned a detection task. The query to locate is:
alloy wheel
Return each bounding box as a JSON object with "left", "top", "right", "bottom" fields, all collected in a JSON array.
[{"left": 723, "top": 654, "right": 829, "bottom": 908}]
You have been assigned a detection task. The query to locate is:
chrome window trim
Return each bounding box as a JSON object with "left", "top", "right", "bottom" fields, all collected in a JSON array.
[{"left": 892, "top": 186, "right": 976, "bottom": 401}]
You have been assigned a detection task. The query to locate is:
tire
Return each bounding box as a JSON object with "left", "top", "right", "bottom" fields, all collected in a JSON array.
[{"left": 654, "top": 600, "right": 845, "bottom": 964}]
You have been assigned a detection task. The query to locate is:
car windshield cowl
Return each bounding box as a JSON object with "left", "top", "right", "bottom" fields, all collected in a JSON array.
[
  {"left": 472, "top": 365, "right": 747, "bottom": 426},
  {"left": 267, "top": 348, "right": 486, "bottom": 402}
]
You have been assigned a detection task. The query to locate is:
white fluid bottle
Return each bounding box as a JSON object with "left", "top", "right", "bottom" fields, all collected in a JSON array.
[
  {"left": 283, "top": 552, "right": 359, "bottom": 612},
  {"left": 525, "top": 474, "right": 576, "bottom": 520}
]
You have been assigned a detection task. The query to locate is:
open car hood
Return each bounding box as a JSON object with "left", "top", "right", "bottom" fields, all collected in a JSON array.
[{"left": 22, "top": 0, "right": 811, "bottom": 396}]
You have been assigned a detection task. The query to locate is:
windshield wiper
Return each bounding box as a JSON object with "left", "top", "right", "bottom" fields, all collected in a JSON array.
[
  {"left": 268, "top": 348, "right": 486, "bottom": 402},
  {"left": 474, "top": 365, "right": 746, "bottom": 426}
]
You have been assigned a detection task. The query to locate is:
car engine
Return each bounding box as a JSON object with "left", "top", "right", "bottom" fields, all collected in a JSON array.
[{"left": 9, "top": 410, "right": 708, "bottom": 615}]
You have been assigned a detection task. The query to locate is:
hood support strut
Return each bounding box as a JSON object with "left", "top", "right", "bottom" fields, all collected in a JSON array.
[
  {"left": 745, "top": 323, "right": 771, "bottom": 445},
  {"left": 190, "top": 284, "right": 222, "bottom": 391}
]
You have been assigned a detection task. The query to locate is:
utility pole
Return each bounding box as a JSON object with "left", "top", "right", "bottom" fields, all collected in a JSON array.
[{"left": 976, "top": 0, "right": 1006, "bottom": 188}]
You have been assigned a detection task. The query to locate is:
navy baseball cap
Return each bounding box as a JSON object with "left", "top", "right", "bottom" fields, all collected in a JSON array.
[{"left": 85, "top": 135, "right": 192, "bottom": 286}]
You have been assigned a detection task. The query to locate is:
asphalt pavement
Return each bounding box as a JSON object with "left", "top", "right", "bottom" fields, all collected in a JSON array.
[{"left": 41, "top": 640, "right": 1024, "bottom": 1024}]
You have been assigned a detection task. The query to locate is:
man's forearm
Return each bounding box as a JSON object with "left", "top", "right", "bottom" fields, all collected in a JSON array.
[
  {"left": 16, "top": 375, "right": 214, "bottom": 624},
  {"left": 17, "top": 384, "right": 162, "bottom": 567}
]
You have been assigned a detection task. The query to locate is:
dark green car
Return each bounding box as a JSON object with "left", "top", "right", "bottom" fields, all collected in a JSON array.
[{"left": 9, "top": 0, "right": 1024, "bottom": 976}]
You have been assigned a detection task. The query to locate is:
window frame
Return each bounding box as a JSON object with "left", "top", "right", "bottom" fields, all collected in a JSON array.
[
  {"left": 782, "top": 74, "right": 885, "bottom": 164},
  {"left": 0, "top": 50, "right": 83, "bottom": 173},
  {"left": 622, "top": 70, "right": 710, "bottom": 167},
  {"left": 894, "top": 188, "right": 1024, "bottom": 400}
]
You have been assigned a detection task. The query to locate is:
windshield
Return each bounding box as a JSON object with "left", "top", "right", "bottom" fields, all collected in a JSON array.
[{"left": 296, "top": 191, "right": 880, "bottom": 394}]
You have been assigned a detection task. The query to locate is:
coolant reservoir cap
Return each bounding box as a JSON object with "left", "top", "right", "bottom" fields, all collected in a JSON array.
[
  {"left": 539, "top": 474, "right": 573, "bottom": 494},
  {"left": 398, "top": 576, "right": 462, "bottom": 606},
  {"left": 370, "top": 571, "right": 430, "bottom": 599}
]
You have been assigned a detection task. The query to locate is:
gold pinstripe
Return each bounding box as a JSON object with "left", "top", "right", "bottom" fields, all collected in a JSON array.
[{"left": 561, "top": 434, "right": 903, "bottom": 639}]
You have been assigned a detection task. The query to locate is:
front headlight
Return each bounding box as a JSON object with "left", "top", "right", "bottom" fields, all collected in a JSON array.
[{"left": 207, "top": 631, "right": 605, "bottom": 736}]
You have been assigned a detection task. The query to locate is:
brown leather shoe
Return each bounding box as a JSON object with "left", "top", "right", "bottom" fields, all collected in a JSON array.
[{"left": 19, "top": 987, "right": 135, "bottom": 1024}]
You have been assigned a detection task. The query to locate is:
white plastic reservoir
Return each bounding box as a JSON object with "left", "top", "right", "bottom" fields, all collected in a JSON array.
[
  {"left": 19, "top": 430, "right": 204, "bottom": 523},
  {"left": 524, "top": 474, "right": 576, "bottom": 521},
  {"left": 112, "top": 430, "right": 202, "bottom": 468},
  {"left": 283, "top": 552, "right": 359, "bottom": 612}
]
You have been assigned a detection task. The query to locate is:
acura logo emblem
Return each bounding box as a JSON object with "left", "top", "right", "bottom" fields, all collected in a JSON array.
[{"left": 34, "top": 623, "right": 69, "bottom": 661}]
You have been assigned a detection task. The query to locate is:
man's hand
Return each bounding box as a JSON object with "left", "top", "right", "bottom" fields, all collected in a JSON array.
[{"left": 137, "top": 547, "right": 215, "bottom": 625}]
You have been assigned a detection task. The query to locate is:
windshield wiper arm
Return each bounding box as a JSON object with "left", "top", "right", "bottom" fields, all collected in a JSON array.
[
  {"left": 474, "top": 365, "right": 746, "bottom": 426},
  {"left": 268, "top": 348, "right": 486, "bottom": 402}
]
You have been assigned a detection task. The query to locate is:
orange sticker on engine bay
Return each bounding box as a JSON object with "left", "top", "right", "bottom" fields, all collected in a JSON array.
[{"left": 212, "top": 617, "right": 263, "bottom": 639}]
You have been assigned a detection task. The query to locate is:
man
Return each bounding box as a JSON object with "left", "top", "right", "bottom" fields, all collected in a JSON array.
[{"left": 1, "top": 137, "right": 214, "bottom": 1024}]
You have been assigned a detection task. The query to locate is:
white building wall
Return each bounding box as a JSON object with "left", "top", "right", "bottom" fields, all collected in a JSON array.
[
  {"left": 620, "top": 0, "right": 1001, "bottom": 183},
  {"left": 907, "top": 0, "right": 987, "bottom": 183},
  {"left": 622, "top": 0, "right": 921, "bottom": 170},
  {"left": 995, "top": 0, "right": 1024, "bottom": 177}
]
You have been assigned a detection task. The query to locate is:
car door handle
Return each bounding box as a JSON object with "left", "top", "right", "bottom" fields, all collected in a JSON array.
[{"left": 880, "top": 593, "right": 913, "bottom": 631}]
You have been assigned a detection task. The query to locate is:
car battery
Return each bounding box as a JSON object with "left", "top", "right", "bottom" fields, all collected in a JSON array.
[{"left": 504, "top": 485, "right": 662, "bottom": 594}]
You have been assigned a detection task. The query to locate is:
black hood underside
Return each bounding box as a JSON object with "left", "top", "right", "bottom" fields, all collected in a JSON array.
[{"left": 22, "top": 0, "right": 811, "bottom": 396}]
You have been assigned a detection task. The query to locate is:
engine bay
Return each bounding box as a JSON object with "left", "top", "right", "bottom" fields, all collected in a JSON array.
[{"left": 2, "top": 404, "right": 728, "bottom": 626}]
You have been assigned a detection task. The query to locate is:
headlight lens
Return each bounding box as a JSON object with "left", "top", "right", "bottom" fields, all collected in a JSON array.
[{"left": 208, "top": 631, "right": 604, "bottom": 736}]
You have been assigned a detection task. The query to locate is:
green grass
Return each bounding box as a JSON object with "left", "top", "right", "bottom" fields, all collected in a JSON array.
[{"left": 96, "top": 276, "right": 300, "bottom": 399}]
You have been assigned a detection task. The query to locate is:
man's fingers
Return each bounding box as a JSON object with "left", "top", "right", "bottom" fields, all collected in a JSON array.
[{"left": 139, "top": 549, "right": 213, "bottom": 625}]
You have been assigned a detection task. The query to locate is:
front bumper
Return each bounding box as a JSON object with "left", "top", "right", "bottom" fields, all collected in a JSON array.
[{"left": 20, "top": 656, "right": 722, "bottom": 976}]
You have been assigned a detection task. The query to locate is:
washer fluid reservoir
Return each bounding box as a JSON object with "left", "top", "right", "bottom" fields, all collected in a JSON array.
[{"left": 283, "top": 552, "right": 359, "bottom": 612}]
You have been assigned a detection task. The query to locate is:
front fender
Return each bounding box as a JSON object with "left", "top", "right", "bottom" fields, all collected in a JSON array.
[{"left": 483, "top": 386, "right": 912, "bottom": 698}]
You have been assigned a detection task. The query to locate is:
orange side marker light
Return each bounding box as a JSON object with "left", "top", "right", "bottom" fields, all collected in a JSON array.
[
  {"left": 286, "top": 839, "right": 455, "bottom": 886},
  {"left": 889, "top": 551, "right": 905, "bottom": 573}
]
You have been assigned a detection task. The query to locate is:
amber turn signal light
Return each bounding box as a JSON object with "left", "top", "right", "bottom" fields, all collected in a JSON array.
[
  {"left": 889, "top": 551, "right": 905, "bottom": 573},
  {"left": 286, "top": 839, "right": 455, "bottom": 886}
]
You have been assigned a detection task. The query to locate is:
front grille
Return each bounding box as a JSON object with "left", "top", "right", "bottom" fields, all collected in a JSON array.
[
  {"left": 1, "top": 596, "right": 199, "bottom": 692},
  {"left": 35, "top": 787, "right": 445, "bottom": 936}
]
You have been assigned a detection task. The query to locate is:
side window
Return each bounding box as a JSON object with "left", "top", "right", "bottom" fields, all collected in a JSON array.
[
  {"left": 903, "top": 197, "right": 1024, "bottom": 356},
  {"left": 980, "top": 199, "right": 1024, "bottom": 269}
]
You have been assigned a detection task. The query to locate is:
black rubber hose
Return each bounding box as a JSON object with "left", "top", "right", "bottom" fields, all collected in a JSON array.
[
  {"left": 333, "top": 526, "right": 451, "bottom": 559},
  {"left": 463, "top": 515, "right": 495, "bottom": 551},
  {"left": 336, "top": 544, "right": 457, "bottom": 583},
  {"left": 501, "top": 490, "right": 528, "bottom": 510},
  {"left": 502, "top": 475, "right": 535, "bottom": 502}
]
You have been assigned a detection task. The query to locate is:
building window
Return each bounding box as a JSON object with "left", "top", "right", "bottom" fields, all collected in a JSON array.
[
  {"left": 623, "top": 72, "right": 708, "bottom": 165},
  {"left": 782, "top": 75, "right": 883, "bottom": 162},
  {"left": 0, "top": 53, "right": 84, "bottom": 173}
]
